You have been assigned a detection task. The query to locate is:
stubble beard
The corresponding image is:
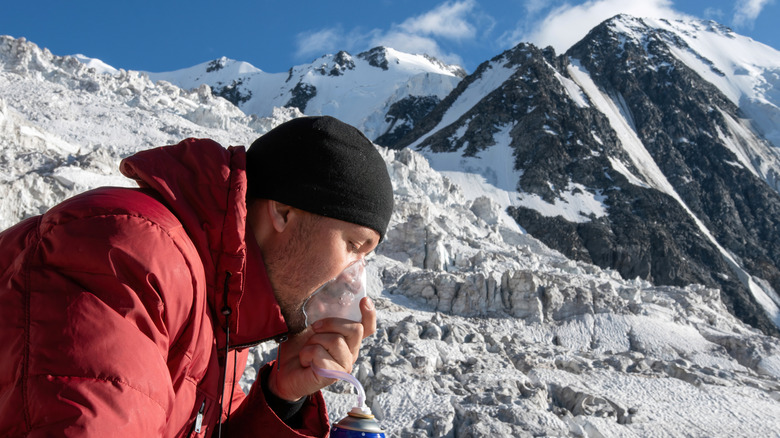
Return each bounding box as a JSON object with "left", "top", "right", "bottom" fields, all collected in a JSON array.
[
  {"left": 265, "top": 213, "right": 322, "bottom": 335},
  {"left": 277, "top": 294, "right": 307, "bottom": 336},
  {"left": 266, "top": 250, "right": 308, "bottom": 335}
]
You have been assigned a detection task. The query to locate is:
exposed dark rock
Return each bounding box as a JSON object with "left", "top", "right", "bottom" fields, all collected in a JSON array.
[
  {"left": 358, "top": 47, "right": 390, "bottom": 71},
  {"left": 206, "top": 58, "right": 225, "bottom": 73},
  {"left": 285, "top": 82, "right": 317, "bottom": 113},
  {"left": 565, "top": 15, "right": 780, "bottom": 335},
  {"left": 211, "top": 78, "right": 252, "bottom": 106},
  {"left": 315, "top": 50, "right": 356, "bottom": 77},
  {"left": 375, "top": 95, "right": 441, "bottom": 147}
]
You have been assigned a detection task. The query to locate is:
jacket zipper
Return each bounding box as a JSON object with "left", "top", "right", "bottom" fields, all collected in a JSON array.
[
  {"left": 194, "top": 400, "right": 206, "bottom": 433},
  {"left": 189, "top": 400, "right": 206, "bottom": 435}
]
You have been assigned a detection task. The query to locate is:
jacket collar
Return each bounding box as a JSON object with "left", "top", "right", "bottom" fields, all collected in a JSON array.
[{"left": 119, "top": 138, "right": 288, "bottom": 348}]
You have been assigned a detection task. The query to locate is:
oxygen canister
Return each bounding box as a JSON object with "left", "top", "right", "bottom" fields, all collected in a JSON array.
[
  {"left": 330, "top": 407, "right": 386, "bottom": 438},
  {"left": 312, "top": 365, "right": 386, "bottom": 437}
]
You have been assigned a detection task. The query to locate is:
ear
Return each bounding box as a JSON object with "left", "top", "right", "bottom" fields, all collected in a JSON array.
[{"left": 267, "top": 200, "right": 294, "bottom": 233}]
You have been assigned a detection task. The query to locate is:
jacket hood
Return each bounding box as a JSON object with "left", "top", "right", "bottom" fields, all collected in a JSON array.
[{"left": 119, "top": 138, "right": 288, "bottom": 348}]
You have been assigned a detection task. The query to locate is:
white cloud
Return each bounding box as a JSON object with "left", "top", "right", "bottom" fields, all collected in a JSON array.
[
  {"left": 524, "top": 0, "right": 549, "bottom": 15},
  {"left": 508, "top": 0, "right": 688, "bottom": 54},
  {"left": 294, "top": 0, "right": 479, "bottom": 66},
  {"left": 733, "top": 0, "right": 774, "bottom": 28},
  {"left": 703, "top": 7, "right": 726, "bottom": 21},
  {"left": 295, "top": 27, "right": 344, "bottom": 60},
  {"left": 371, "top": 0, "right": 478, "bottom": 64},
  {"left": 398, "top": 0, "right": 478, "bottom": 40}
]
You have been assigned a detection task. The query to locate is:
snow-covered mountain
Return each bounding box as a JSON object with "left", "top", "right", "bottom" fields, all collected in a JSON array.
[
  {"left": 147, "top": 47, "right": 465, "bottom": 143},
  {"left": 392, "top": 15, "right": 780, "bottom": 339},
  {"left": 3, "top": 14, "right": 780, "bottom": 436}
]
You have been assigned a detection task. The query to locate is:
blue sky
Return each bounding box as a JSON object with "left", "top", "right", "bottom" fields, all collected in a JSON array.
[{"left": 2, "top": 0, "right": 777, "bottom": 74}]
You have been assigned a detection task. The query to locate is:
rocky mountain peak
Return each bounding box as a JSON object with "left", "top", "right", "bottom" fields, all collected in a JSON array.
[
  {"left": 206, "top": 57, "right": 228, "bottom": 72},
  {"left": 387, "top": 15, "right": 780, "bottom": 337},
  {"left": 561, "top": 14, "right": 780, "bottom": 335},
  {"left": 357, "top": 46, "right": 391, "bottom": 70},
  {"left": 312, "top": 50, "right": 356, "bottom": 77}
]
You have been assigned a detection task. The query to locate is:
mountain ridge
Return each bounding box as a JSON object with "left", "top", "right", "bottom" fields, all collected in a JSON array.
[
  {"left": 146, "top": 46, "right": 465, "bottom": 142},
  {"left": 385, "top": 14, "right": 780, "bottom": 336}
]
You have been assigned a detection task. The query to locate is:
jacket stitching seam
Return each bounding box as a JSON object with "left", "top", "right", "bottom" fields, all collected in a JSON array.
[{"left": 40, "top": 374, "right": 169, "bottom": 413}]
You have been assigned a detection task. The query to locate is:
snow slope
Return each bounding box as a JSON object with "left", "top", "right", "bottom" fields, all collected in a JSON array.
[
  {"left": 0, "top": 35, "right": 305, "bottom": 229},
  {"left": 612, "top": 16, "right": 780, "bottom": 191},
  {"left": 647, "top": 18, "right": 780, "bottom": 149}
]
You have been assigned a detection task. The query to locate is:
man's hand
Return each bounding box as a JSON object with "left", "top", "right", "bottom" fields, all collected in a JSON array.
[{"left": 268, "top": 296, "right": 377, "bottom": 401}]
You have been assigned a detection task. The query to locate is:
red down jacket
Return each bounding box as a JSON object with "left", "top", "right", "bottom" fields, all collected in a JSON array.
[{"left": 0, "top": 139, "right": 329, "bottom": 437}]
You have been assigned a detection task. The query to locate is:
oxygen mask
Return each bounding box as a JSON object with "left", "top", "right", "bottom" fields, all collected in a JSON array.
[{"left": 303, "top": 258, "right": 367, "bottom": 327}]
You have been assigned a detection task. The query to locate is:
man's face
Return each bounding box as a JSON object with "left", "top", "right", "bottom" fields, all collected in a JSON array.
[{"left": 263, "top": 210, "right": 379, "bottom": 334}]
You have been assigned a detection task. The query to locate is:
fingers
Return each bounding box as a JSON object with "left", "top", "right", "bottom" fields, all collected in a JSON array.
[
  {"left": 308, "top": 296, "right": 376, "bottom": 340},
  {"left": 311, "top": 318, "right": 364, "bottom": 357},
  {"left": 269, "top": 329, "right": 342, "bottom": 401},
  {"left": 299, "top": 333, "right": 355, "bottom": 372},
  {"left": 360, "top": 296, "right": 377, "bottom": 338},
  {"left": 311, "top": 317, "right": 365, "bottom": 344},
  {"left": 305, "top": 300, "right": 376, "bottom": 371}
]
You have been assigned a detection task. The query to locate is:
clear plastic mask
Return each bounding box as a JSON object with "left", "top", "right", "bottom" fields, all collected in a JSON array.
[{"left": 303, "top": 259, "right": 367, "bottom": 327}]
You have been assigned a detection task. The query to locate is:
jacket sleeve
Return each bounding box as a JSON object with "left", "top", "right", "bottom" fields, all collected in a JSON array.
[
  {"left": 225, "top": 361, "right": 330, "bottom": 438},
  {"left": 18, "top": 209, "right": 201, "bottom": 436}
]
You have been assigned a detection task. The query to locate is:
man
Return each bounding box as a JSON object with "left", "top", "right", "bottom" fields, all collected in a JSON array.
[{"left": 0, "top": 116, "right": 394, "bottom": 437}]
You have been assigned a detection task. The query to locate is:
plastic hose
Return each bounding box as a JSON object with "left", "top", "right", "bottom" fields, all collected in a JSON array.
[{"left": 312, "top": 364, "right": 370, "bottom": 413}]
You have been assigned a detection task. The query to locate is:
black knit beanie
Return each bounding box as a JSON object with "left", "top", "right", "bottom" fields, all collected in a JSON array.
[{"left": 246, "top": 116, "right": 394, "bottom": 241}]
